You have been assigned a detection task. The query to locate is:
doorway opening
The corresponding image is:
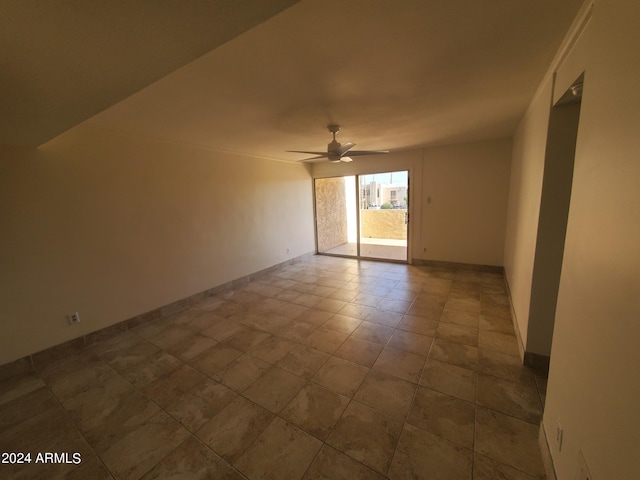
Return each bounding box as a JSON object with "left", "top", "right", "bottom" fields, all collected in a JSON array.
[
  {"left": 526, "top": 73, "right": 584, "bottom": 371},
  {"left": 314, "top": 170, "right": 409, "bottom": 262}
]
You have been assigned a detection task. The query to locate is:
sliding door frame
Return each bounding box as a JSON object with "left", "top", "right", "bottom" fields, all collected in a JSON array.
[{"left": 313, "top": 170, "right": 410, "bottom": 264}]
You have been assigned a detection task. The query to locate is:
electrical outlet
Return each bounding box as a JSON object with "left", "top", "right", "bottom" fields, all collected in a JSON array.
[
  {"left": 576, "top": 450, "right": 592, "bottom": 480},
  {"left": 68, "top": 312, "right": 80, "bottom": 325},
  {"left": 556, "top": 421, "right": 564, "bottom": 452}
]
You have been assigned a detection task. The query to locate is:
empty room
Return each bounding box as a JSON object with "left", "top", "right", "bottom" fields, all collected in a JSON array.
[{"left": 1, "top": 1, "right": 638, "bottom": 479}]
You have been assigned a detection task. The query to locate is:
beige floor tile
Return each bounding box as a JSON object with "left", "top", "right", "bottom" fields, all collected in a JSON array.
[
  {"left": 0, "top": 387, "right": 60, "bottom": 432},
  {"left": 99, "top": 411, "right": 189, "bottom": 480},
  {"left": 327, "top": 289, "right": 359, "bottom": 302},
  {"left": 68, "top": 379, "right": 159, "bottom": 451},
  {"left": 388, "top": 423, "right": 473, "bottom": 480},
  {"left": 353, "top": 292, "right": 384, "bottom": 307},
  {"left": 407, "top": 387, "right": 475, "bottom": 449},
  {"left": 475, "top": 407, "right": 546, "bottom": 478},
  {"left": 141, "top": 364, "right": 206, "bottom": 409},
  {"left": 274, "top": 289, "right": 302, "bottom": 302},
  {"left": 168, "top": 378, "right": 237, "bottom": 432},
  {"left": 0, "top": 372, "right": 46, "bottom": 406},
  {"left": 479, "top": 312, "right": 514, "bottom": 334},
  {"left": 334, "top": 335, "right": 385, "bottom": 367},
  {"left": 118, "top": 350, "right": 182, "bottom": 387},
  {"left": 444, "top": 297, "right": 481, "bottom": 315},
  {"left": 478, "top": 330, "right": 520, "bottom": 356},
  {"left": 243, "top": 366, "right": 306, "bottom": 412},
  {"left": 210, "top": 353, "right": 271, "bottom": 392},
  {"left": 326, "top": 401, "right": 403, "bottom": 475},
  {"left": 405, "top": 302, "right": 444, "bottom": 321},
  {"left": 322, "top": 314, "right": 362, "bottom": 334},
  {"left": 311, "top": 356, "right": 369, "bottom": 397},
  {"left": 473, "top": 453, "right": 539, "bottom": 480},
  {"left": 167, "top": 333, "right": 218, "bottom": 362},
  {"left": 373, "top": 346, "right": 426, "bottom": 383},
  {"left": 277, "top": 319, "right": 317, "bottom": 342},
  {"left": 440, "top": 308, "right": 480, "bottom": 328},
  {"left": 220, "top": 326, "right": 270, "bottom": 352},
  {"left": 429, "top": 338, "right": 479, "bottom": 371},
  {"left": 45, "top": 360, "right": 118, "bottom": 401},
  {"left": 65, "top": 455, "right": 114, "bottom": 480},
  {"left": 478, "top": 348, "right": 535, "bottom": 384},
  {"left": 292, "top": 293, "right": 324, "bottom": 307},
  {"left": 378, "top": 298, "right": 413, "bottom": 314},
  {"left": 436, "top": 322, "right": 479, "bottom": 347},
  {"left": 0, "top": 259, "right": 554, "bottom": 480},
  {"left": 0, "top": 406, "right": 93, "bottom": 461},
  {"left": 386, "top": 288, "right": 419, "bottom": 302},
  {"left": 315, "top": 297, "right": 349, "bottom": 313},
  {"left": 398, "top": 314, "right": 439, "bottom": 336},
  {"left": 140, "top": 436, "right": 244, "bottom": 480},
  {"left": 234, "top": 417, "right": 322, "bottom": 480},
  {"left": 299, "top": 308, "right": 334, "bottom": 325},
  {"left": 201, "top": 318, "right": 245, "bottom": 341},
  {"left": 420, "top": 358, "right": 477, "bottom": 402},
  {"left": 354, "top": 369, "right": 417, "bottom": 419},
  {"left": 339, "top": 302, "right": 375, "bottom": 320},
  {"left": 476, "top": 374, "right": 542, "bottom": 423},
  {"left": 387, "top": 330, "right": 434, "bottom": 356},
  {"left": 248, "top": 335, "right": 298, "bottom": 363},
  {"left": 310, "top": 285, "right": 338, "bottom": 297},
  {"left": 189, "top": 343, "right": 243, "bottom": 377},
  {"left": 211, "top": 300, "right": 248, "bottom": 318},
  {"left": 145, "top": 325, "right": 194, "bottom": 350},
  {"left": 277, "top": 302, "right": 310, "bottom": 319},
  {"left": 352, "top": 320, "right": 395, "bottom": 344},
  {"left": 281, "top": 383, "right": 350, "bottom": 439},
  {"left": 277, "top": 344, "right": 330, "bottom": 378},
  {"left": 175, "top": 310, "right": 225, "bottom": 332},
  {"left": 196, "top": 396, "right": 274, "bottom": 464},
  {"left": 366, "top": 308, "right": 404, "bottom": 327},
  {"left": 304, "top": 327, "right": 348, "bottom": 353},
  {"left": 302, "top": 444, "right": 386, "bottom": 480}
]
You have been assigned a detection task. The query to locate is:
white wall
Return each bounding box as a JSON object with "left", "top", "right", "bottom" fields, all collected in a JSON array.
[
  {"left": 0, "top": 127, "right": 315, "bottom": 365},
  {"left": 504, "top": 1, "right": 640, "bottom": 477},
  {"left": 419, "top": 140, "right": 511, "bottom": 266},
  {"left": 503, "top": 79, "right": 552, "bottom": 353},
  {"left": 312, "top": 138, "right": 512, "bottom": 267}
]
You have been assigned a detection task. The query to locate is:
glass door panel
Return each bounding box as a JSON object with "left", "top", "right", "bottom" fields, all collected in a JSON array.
[
  {"left": 358, "top": 171, "right": 408, "bottom": 261},
  {"left": 315, "top": 176, "right": 357, "bottom": 256}
]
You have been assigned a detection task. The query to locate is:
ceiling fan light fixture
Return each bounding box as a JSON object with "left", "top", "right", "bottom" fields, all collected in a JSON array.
[{"left": 288, "top": 124, "right": 389, "bottom": 163}]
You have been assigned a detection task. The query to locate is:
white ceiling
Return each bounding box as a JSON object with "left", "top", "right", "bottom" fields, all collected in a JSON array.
[{"left": 2, "top": 0, "right": 584, "bottom": 162}]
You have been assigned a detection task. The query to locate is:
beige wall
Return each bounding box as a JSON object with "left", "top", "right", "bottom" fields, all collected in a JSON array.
[
  {"left": 312, "top": 138, "right": 512, "bottom": 267},
  {"left": 503, "top": 80, "right": 552, "bottom": 352},
  {"left": 419, "top": 140, "right": 511, "bottom": 266},
  {"left": 0, "top": 127, "right": 315, "bottom": 364},
  {"left": 361, "top": 209, "right": 407, "bottom": 240},
  {"left": 504, "top": 1, "right": 640, "bottom": 478}
]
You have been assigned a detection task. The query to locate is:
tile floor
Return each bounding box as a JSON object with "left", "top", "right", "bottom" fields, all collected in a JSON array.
[{"left": 0, "top": 255, "right": 549, "bottom": 479}]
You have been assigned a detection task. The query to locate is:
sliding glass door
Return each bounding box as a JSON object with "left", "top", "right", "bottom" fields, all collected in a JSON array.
[{"left": 314, "top": 171, "right": 408, "bottom": 262}]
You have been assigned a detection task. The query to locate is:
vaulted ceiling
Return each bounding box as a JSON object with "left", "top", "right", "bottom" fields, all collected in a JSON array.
[{"left": 1, "top": 0, "right": 584, "bottom": 161}]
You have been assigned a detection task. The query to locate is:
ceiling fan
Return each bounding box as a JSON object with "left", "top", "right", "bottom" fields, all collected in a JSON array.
[{"left": 288, "top": 125, "right": 389, "bottom": 163}]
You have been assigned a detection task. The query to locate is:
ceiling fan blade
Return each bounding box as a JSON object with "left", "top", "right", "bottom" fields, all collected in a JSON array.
[
  {"left": 345, "top": 150, "right": 390, "bottom": 156},
  {"left": 296, "top": 155, "right": 327, "bottom": 162},
  {"left": 287, "top": 150, "right": 330, "bottom": 156},
  {"left": 335, "top": 142, "right": 355, "bottom": 156}
]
